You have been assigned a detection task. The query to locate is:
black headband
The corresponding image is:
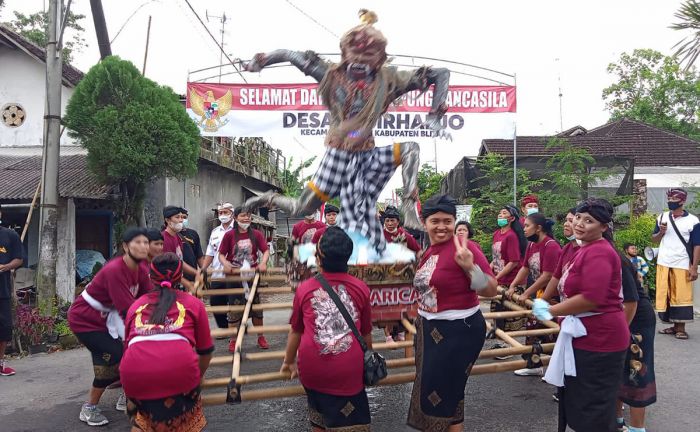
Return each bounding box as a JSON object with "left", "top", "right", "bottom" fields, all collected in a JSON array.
[
  {"left": 575, "top": 199, "right": 613, "bottom": 224},
  {"left": 421, "top": 194, "right": 457, "bottom": 219},
  {"left": 324, "top": 204, "right": 340, "bottom": 214}
]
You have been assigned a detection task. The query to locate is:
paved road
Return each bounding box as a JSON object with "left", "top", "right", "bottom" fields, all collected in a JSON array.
[{"left": 1, "top": 311, "right": 698, "bottom": 431}]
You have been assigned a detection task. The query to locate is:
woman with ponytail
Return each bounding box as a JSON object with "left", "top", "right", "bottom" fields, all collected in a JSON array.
[
  {"left": 506, "top": 213, "right": 562, "bottom": 377},
  {"left": 120, "top": 253, "right": 214, "bottom": 432}
]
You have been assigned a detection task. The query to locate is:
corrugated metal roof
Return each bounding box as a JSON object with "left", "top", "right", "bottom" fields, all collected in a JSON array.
[{"left": 0, "top": 154, "right": 113, "bottom": 200}]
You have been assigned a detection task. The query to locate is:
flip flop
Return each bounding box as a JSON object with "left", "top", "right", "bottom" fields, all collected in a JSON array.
[
  {"left": 659, "top": 327, "right": 677, "bottom": 335},
  {"left": 675, "top": 331, "right": 689, "bottom": 340}
]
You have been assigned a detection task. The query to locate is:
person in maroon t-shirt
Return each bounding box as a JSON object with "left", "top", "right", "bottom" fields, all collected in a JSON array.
[
  {"left": 520, "top": 194, "right": 540, "bottom": 224},
  {"left": 542, "top": 208, "right": 580, "bottom": 303},
  {"left": 161, "top": 205, "right": 197, "bottom": 293},
  {"left": 121, "top": 253, "right": 213, "bottom": 432},
  {"left": 292, "top": 213, "right": 326, "bottom": 245},
  {"left": 311, "top": 204, "right": 340, "bottom": 244},
  {"left": 282, "top": 226, "right": 373, "bottom": 431},
  {"left": 408, "top": 195, "right": 497, "bottom": 432},
  {"left": 67, "top": 228, "right": 151, "bottom": 427},
  {"left": 381, "top": 205, "right": 421, "bottom": 253},
  {"left": 535, "top": 198, "right": 629, "bottom": 432},
  {"left": 218, "top": 207, "right": 270, "bottom": 350},
  {"left": 507, "top": 213, "right": 562, "bottom": 376},
  {"left": 490, "top": 205, "right": 528, "bottom": 341}
]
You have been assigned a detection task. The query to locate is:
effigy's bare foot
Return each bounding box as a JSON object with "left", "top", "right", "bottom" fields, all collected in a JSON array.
[{"left": 400, "top": 198, "right": 421, "bottom": 230}]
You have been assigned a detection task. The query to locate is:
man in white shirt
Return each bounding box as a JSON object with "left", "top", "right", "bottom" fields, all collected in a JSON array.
[
  {"left": 651, "top": 188, "right": 700, "bottom": 339},
  {"left": 202, "top": 202, "right": 236, "bottom": 329}
]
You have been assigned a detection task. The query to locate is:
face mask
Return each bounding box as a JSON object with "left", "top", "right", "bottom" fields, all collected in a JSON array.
[
  {"left": 526, "top": 207, "right": 539, "bottom": 216},
  {"left": 169, "top": 221, "right": 184, "bottom": 232},
  {"left": 219, "top": 215, "right": 232, "bottom": 224},
  {"left": 566, "top": 234, "right": 576, "bottom": 241},
  {"left": 386, "top": 227, "right": 398, "bottom": 234},
  {"left": 668, "top": 201, "right": 682, "bottom": 210},
  {"left": 182, "top": 219, "right": 189, "bottom": 228},
  {"left": 526, "top": 234, "right": 539, "bottom": 242},
  {"left": 497, "top": 218, "right": 509, "bottom": 228},
  {"left": 238, "top": 222, "right": 251, "bottom": 230},
  {"left": 126, "top": 247, "right": 144, "bottom": 263}
]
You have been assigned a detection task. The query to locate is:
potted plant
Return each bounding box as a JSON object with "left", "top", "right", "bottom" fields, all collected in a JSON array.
[
  {"left": 54, "top": 320, "right": 79, "bottom": 349},
  {"left": 15, "top": 305, "right": 55, "bottom": 354}
]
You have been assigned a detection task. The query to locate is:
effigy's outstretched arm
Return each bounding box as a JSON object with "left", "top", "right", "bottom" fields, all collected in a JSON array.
[
  {"left": 402, "top": 67, "right": 451, "bottom": 132},
  {"left": 244, "top": 50, "right": 328, "bottom": 82}
]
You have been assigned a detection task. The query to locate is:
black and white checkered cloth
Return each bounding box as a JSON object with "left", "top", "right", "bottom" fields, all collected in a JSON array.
[{"left": 312, "top": 145, "right": 398, "bottom": 252}]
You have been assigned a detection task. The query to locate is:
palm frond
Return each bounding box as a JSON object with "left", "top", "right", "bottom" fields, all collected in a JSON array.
[{"left": 671, "top": 0, "right": 700, "bottom": 71}]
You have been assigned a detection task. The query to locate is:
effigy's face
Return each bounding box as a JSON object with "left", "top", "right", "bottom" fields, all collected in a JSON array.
[{"left": 341, "top": 27, "right": 387, "bottom": 73}]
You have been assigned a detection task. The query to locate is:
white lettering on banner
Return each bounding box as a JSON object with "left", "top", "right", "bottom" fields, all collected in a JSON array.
[
  {"left": 399, "top": 90, "right": 509, "bottom": 109},
  {"left": 300, "top": 89, "right": 323, "bottom": 106},
  {"left": 369, "top": 286, "right": 419, "bottom": 307},
  {"left": 240, "top": 88, "right": 300, "bottom": 106}
]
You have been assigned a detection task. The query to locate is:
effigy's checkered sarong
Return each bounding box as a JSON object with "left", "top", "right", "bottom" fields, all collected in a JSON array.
[{"left": 309, "top": 144, "right": 400, "bottom": 253}]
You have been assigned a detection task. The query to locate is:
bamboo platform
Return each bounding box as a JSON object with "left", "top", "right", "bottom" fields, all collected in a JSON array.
[{"left": 199, "top": 269, "right": 559, "bottom": 405}]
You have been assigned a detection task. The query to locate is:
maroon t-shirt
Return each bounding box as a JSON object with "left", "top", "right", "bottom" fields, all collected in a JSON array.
[
  {"left": 384, "top": 228, "right": 421, "bottom": 252},
  {"left": 522, "top": 237, "right": 561, "bottom": 281},
  {"left": 413, "top": 238, "right": 493, "bottom": 313},
  {"left": 553, "top": 241, "right": 580, "bottom": 279},
  {"left": 290, "top": 272, "right": 372, "bottom": 396},
  {"left": 559, "top": 239, "right": 629, "bottom": 352},
  {"left": 492, "top": 229, "right": 522, "bottom": 286},
  {"left": 121, "top": 290, "right": 214, "bottom": 400},
  {"left": 68, "top": 257, "right": 151, "bottom": 334},
  {"left": 218, "top": 228, "right": 268, "bottom": 267},
  {"left": 162, "top": 230, "right": 183, "bottom": 260},
  {"left": 292, "top": 220, "right": 326, "bottom": 244},
  {"left": 311, "top": 225, "right": 332, "bottom": 244}
]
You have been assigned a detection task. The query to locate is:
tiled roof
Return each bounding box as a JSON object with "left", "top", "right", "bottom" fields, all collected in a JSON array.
[
  {"left": 0, "top": 24, "right": 84, "bottom": 87},
  {"left": 0, "top": 154, "right": 113, "bottom": 200},
  {"left": 481, "top": 119, "right": 700, "bottom": 167}
]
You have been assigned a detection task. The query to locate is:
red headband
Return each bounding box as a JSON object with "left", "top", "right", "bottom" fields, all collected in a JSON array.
[
  {"left": 521, "top": 194, "right": 539, "bottom": 206},
  {"left": 667, "top": 188, "right": 687, "bottom": 201},
  {"left": 150, "top": 260, "right": 183, "bottom": 287}
]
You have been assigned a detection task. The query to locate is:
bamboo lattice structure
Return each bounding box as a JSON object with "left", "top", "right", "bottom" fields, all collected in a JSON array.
[{"left": 199, "top": 270, "right": 559, "bottom": 405}]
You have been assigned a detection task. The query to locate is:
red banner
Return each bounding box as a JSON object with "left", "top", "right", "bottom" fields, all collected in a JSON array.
[{"left": 187, "top": 82, "right": 516, "bottom": 113}]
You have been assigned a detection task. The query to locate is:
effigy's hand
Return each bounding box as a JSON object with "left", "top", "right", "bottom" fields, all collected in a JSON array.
[
  {"left": 244, "top": 53, "right": 267, "bottom": 72},
  {"left": 420, "top": 113, "right": 453, "bottom": 141}
]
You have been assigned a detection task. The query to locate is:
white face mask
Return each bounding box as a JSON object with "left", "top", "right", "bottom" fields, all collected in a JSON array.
[
  {"left": 169, "top": 221, "right": 184, "bottom": 232},
  {"left": 238, "top": 222, "right": 251, "bottom": 230},
  {"left": 218, "top": 215, "right": 232, "bottom": 224},
  {"left": 526, "top": 207, "right": 539, "bottom": 216},
  {"left": 566, "top": 234, "right": 576, "bottom": 241}
]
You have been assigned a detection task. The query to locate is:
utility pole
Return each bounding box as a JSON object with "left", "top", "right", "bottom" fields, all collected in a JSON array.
[
  {"left": 90, "top": 0, "right": 112, "bottom": 59},
  {"left": 556, "top": 58, "right": 563, "bottom": 132},
  {"left": 206, "top": 10, "right": 227, "bottom": 83},
  {"left": 142, "top": 16, "right": 152, "bottom": 75},
  {"left": 37, "top": 0, "right": 63, "bottom": 311}
]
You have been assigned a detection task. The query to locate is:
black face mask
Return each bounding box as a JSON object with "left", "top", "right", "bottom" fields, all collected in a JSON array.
[
  {"left": 526, "top": 234, "right": 539, "bottom": 242},
  {"left": 668, "top": 201, "right": 682, "bottom": 210}
]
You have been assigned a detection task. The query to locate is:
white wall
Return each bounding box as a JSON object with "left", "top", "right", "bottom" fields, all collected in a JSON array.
[{"left": 0, "top": 45, "right": 76, "bottom": 147}]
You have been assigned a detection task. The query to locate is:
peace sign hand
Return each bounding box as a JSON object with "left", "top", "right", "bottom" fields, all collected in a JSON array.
[{"left": 453, "top": 235, "right": 474, "bottom": 272}]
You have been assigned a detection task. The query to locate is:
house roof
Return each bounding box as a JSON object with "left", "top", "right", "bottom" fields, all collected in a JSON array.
[
  {"left": 0, "top": 153, "right": 113, "bottom": 200},
  {"left": 0, "top": 24, "right": 84, "bottom": 87},
  {"left": 481, "top": 119, "right": 700, "bottom": 167}
]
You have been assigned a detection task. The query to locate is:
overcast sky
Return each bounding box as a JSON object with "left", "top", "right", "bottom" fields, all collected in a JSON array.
[{"left": 1, "top": 0, "right": 692, "bottom": 199}]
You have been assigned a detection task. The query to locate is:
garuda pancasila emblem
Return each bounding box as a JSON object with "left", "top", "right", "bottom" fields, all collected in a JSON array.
[{"left": 189, "top": 88, "right": 232, "bottom": 132}]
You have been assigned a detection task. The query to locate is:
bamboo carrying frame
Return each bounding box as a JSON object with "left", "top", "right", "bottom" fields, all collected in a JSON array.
[{"left": 196, "top": 269, "right": 559, "bottom": 405}]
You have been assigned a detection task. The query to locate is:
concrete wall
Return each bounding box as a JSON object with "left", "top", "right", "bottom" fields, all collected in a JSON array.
[
  {"left": 145, "top": 160, "right": 279, "bottom": 242},
  {"left": 56, "top": 199, "right": 76, "bottom": 302},
  {"left": 0, "top": 45, "right": 76, "bottom": 147}
]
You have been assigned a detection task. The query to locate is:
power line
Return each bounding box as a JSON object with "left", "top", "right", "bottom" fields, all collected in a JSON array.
[
  {"left": 282, "top": 0, "right": 339, "bottom": 39},
  {"left": 182, "top": 0, "right": 247, "bottom": 83}
]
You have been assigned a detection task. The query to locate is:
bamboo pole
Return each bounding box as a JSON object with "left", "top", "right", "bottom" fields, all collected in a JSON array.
[
  {"left": 207, "top": 267, "right": 285, "bottom": 275},
  {"left": 207, "top": 302, "right": 292, "bottom": 314},
  {"left": 485, "top": 321, "right": 523, "bottom": 348},
  {"left": 200, "top": 287, "right": 292, "bottom": 297},
  {"left": 506, "top": 328, "right": 560, "bottom": 338},
  {"left": 211, "top": 324, "right": 291, "bottom": 338},
  {"left": 482, "top": 309, "right": 532, "bottom": 320},
  {"left": 210, "top": 274, "right": 288, "bottom": 283},
  {"left": 202, "top": 356, "right": 551, "bottom": 405},
  {"left": 400, "top": 317, "right": 416, "bottom": 335},
  {"left": 20, "top": 182, "right": 41, "bottom": 242},
  {"left": 230, "top": 274, "right": 260, "bottom": 382}
]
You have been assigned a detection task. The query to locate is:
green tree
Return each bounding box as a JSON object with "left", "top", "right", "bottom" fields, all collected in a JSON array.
[
  {"left": 602, "top": 49, "right": 700, "bottom": 140},
  {"left": 417, "top": 163, "right": 446, "bottom": 203},
  {"left": 671, "top": 0, "right": 700, "bottom": 71},
  {"left": 278, "top": 156, "right": 317, "bottom": 197},
  {"left": 4, "top": 8, "right": 86, "bottom": 64},
  {"left": 64, "top": 56, "right": 200, "bottom": 227}
]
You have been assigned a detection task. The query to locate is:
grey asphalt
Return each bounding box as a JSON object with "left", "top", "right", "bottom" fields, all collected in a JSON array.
[{"left": 1, "top": 311, "right": 697, "bottom": 432}]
